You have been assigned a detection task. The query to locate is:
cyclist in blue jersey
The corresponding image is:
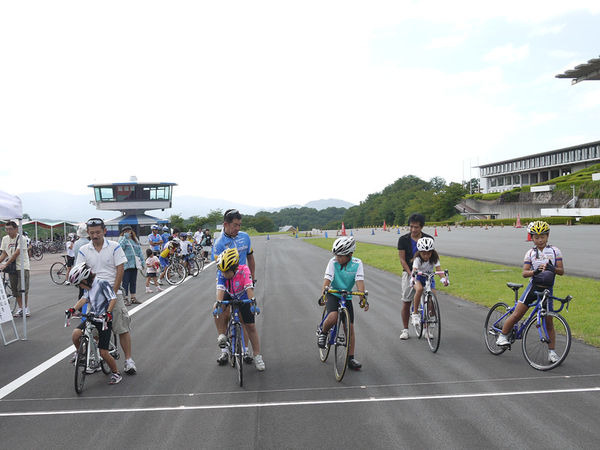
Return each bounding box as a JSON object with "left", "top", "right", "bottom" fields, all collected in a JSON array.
[
  {"left": 212, "top": 209, "right": 255, "bottom": 281},
  {"left": 161, "top": 226, "right": 171, "bottom": 247},
  {"left": 148, "top": 225, "right": 163, "bottom": 256},
  {"left": 318, "top": 236, "right": 368, "bottom": 370}
]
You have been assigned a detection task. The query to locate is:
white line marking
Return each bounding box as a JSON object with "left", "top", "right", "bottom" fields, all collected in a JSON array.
[
  {"left": 0, "top": 263, "right": 215, "bottom": 401},
  {"left": 0, "top": 386, "right": 598, "bottom": 417}
]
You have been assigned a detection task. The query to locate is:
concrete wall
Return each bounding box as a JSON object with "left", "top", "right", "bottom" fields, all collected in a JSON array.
[{"left": 464, "top": 191, "right": 580, "bottom": 219}]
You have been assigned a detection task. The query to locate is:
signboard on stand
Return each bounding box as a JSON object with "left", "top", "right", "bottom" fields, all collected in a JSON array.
[{"left": 0, "top": 281, "right": 19, "bottom": 345}]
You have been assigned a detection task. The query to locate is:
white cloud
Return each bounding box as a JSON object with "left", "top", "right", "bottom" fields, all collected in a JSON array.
[
  {"left": 483, "top": 43, "right": 530, "bottom": 64},
  {"left": 426, "top": 34, "right": 467, "bottom": 50}
]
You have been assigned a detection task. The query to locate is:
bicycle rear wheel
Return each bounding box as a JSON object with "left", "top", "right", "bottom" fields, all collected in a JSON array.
[
  {"left": 165, "top": 263, "right": 186, "bottom": 285},
  {"left": 196, "top": 255, "right": 205, "bottom": 271},
  {"left": 32, "top": 247, "right": 43, "bottom": 261},
  {"left": 333, "top": 308, "right": 351, "bottom": 382},
  {"left": 50, "top": 263, "right": 67, "bottom": 285},
  {"left": 522, "top": 312, "right": 571, "bottom": 371},
  {"left": 425, "top": 293, "right": 441, "bottom": 353},
  {"left": 318, "top": 307, "right": 330, "bottom": 362},
  {"left": 74, "top": 338, "right": 88, "bottom": 394},
  {"left": 188, "top": 259, "right": 200, "bottom": 277},
  {"left": 484, "top": 302, "right": 510, "bottom": 355}
]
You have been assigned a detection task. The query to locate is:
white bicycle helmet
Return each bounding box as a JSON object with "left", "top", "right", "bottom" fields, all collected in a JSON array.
[
  {"left": 68, "top": 262, "right": 93, "bottom": 285},
  {"left": 416, "top": 237, "right": 435, "bottom": 252},
  {"left": 332, "top": 236, "right": 356, "bottom": 255}
]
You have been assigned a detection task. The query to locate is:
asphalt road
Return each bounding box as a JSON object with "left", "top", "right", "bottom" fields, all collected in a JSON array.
[
  {"left": 1, "top": 237, "right": 599, "bottom": 449},
  {"left": 339, "top": 224, "right": 599, "bottom": 279}
]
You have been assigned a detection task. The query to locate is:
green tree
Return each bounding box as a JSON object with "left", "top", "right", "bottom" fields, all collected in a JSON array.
[{"left": 169, "top": 214, "right": 185, "bottom": 230}]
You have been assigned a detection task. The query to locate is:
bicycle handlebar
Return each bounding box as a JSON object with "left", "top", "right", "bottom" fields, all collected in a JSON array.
[
  {"left": 323, "top": 289, "right": 369, "bottom": 309},
  {"left": 535, "top": 289, "right": 573, "bottom": 313},
  {"left": 213, "top": 297, "right": 259, "bottom": 317}
]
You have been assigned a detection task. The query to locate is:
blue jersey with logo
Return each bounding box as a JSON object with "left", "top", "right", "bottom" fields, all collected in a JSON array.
[
  {"left": 212, "top": 231, "right": 253, "bottom": 265},
  {"left": 148, "top": 233, "right": 163, "bottom": 251}
]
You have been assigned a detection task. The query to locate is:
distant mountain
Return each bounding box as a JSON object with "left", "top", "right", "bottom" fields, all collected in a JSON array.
[
  {"left": 303, "top": 199, "right": 354, "bottom": 210},
  {"left": 16, "top": 191, "right": 354, "bottom": 222}
]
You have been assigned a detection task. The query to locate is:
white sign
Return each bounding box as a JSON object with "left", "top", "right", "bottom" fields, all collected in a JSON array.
[{"left": 0, "top": 281, "right": 13, "bottom": 324}]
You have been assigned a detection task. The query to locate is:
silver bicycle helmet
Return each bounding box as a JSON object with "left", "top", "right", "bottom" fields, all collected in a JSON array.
[
  {"left": 332, "top": 236, "right": 356, "bottom": 255},
  {"left": 416, "top": 237, "right": 435, "bottom": 251},
  {"left": 68, "top": 262, "right": 93, "bottom": 285}
]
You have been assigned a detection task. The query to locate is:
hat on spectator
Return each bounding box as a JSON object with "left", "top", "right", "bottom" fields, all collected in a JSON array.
[{"left": 77, "top": 223, "right": 88, "bottom": 238}]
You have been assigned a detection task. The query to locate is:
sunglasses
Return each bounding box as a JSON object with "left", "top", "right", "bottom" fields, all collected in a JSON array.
[
  {"left": 86, "top": 218, "right": 105, "bottom": 227},
  {"left": 224, "top": 209, "right": 241, "bottom": 220}
]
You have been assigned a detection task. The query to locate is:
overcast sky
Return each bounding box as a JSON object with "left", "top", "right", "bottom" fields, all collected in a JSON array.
[{"left": 1, "top": 1, "right": 599, "bottom": 209}]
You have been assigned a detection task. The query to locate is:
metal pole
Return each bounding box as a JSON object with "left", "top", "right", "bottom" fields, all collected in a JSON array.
[{"left": 17, "top": 219, "right": 27, "bottom": 340}]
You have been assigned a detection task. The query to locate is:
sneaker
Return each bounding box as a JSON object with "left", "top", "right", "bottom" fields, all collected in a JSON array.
[
  {"left": 124, "top": 298, "right": 132, "bottom": 306},
  {"left": 254, "top": 354, "right": 265, "bottom": 371},
  {"left": 109, "top": 372, "right": 123, "bottom": 385},
  {"left": 25, "top": 307, "right": 30, "bottom": 317},
  {"left": 124, "top": 359, "right": 137, "bottom": 375},
  {"left": 399, "top": 329, "right": 409, "bottom": 340},
  {"left": 156, "top": 286, "right": 164, "bottom": 292},
  {"left": 86, "top": 364, "right": 102, "bottom": 374},
  {"left": 243, "top": 353, "right": 254, "bottom": 364},
  {"left": 217, "top": 334, "right": 228, "bottom": 348},
  {"left": 348, "top": 358, "right": 362, "bottom": 370},
  {"left": 65, "top": 281, "right": 71, "bottom": 286},
  {"left": 13, "top": 308, "right": 22, "bottom": 318},
  {"left": 411, "top": 313, "right": 420, "bottom": 327},
  {"left": 145, "top": 287, "right": 153, "bottom": 293},
  {"left": 496, "top": 333, "right": 510, "bottom": 346},
  {"left": 548, "top": 350, "right": 559, "bottom": 363},
  {"left": 70, "top": 351, "right": 77, "bottom": 364},
  {"left": 157, "top": 280, "right": 164, "bottom": 285},
  {"left": 317, "top": 332, "right": 327, "bottom": 349},
  {"left": 217, "top": 352, "right": 229, "bottom": 365},
  {"left": 130, "top": 298, "right": 142, "bottom": 304}
]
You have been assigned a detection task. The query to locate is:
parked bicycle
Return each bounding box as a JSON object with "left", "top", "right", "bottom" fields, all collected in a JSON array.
[
  {"left": 317, "top": 288, "right": 368, "bottom": 382},
  {"left": 65, "top": 311, "right": 120, "bottom": 394},
  {"left": 213, "top": 297, "right": 260, "bottom": 387},
  {"left": 50, "top": 255, "right": 69, "bottom": 285},
  {"left": 30, "top": 241, "right": 43, "bottom": 261},
  {"left": 164, "top": 253, "right": 188, "bottom": 285},
  {"left": 484, "top": 283, "right": 572, "bottom": 371},
  {"left": 411, "top": 270, "right": 448, "bottom": 353}
]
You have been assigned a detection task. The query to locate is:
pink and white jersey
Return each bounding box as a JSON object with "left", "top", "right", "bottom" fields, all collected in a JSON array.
[{"left": 216, "top": 264, "right": 253, "bottom": 299}]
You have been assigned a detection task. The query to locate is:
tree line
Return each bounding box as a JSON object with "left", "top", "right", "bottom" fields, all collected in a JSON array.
[{"left": 169, "top": 175, "right": 473, "bottom": 232}]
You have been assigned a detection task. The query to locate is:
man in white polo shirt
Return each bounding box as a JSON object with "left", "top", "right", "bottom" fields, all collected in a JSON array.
[{"left": 75, "top": 217, "right": 137, "bottom": 375}]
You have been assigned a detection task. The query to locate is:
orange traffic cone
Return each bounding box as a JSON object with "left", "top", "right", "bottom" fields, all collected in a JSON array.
[
  {"left": 526, "top": 231, "right": 532, "bottom": 242},
  {"left": 515, "top": 214, "right": 522, "bottom": 228},
  {"left": 341, "top": 222, "right": 347, "bottom": 236},
  {"left": 434, "top": 226, "right": 438, "bottom": 237}
]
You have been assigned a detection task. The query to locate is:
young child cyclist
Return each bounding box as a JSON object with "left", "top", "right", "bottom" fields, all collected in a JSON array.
[
  {"left": 410, "top": 237, "right": 448, "bottom": 333},
  {"left": 66, "top": 263, "right": 122, "bottom": 385},
  {"left": 496, "top": 221, "right": 564, "bottom": 362},
  {"left": 158, "top": 240, "right": 179, "bottom": 284},
  {"left": 214, "top": 248, "right": 265, "bottom": 371},
  {"left": 145, "top": 248, "right": 162, "bottom": 293},
  {"left": 318, "top": 236, "right": 368, "bottom": 370}
]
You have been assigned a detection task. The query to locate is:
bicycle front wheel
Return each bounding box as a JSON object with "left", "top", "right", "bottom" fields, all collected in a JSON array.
[
  {"left": 74, "top": 338, "right": 88, "bottom": 394},
  {"left": 333, "top": 308, "right": 351, "bottom": 382},
  {"left": 188, "top": 259, "right": 200, "bottom": 277},
  {"left": 196, "top": 255, "right": 205, "bottom": 271},
  {"left": 425, "top": 293, "right": 441, "bottom": 353},
  {"left": 522, "top": 312, "right": 571, "bottom": 371},
  {"left": 318, "top": 307, "right": 330, "bottom": 362},
  {"left": 165, "top": 263, "right": 186, "bottom": 285},
  {"left": 234, "top": 324, "right": 244, "bottom": 387},
  {"left": 50, "top": 263, "right": 67, "bottom": 285},
  {"left": 484, "top": 302, "right": 510, "bottom": 355},
  {"left": 32, "top": 247, "right": 43, "bottom": 261}
]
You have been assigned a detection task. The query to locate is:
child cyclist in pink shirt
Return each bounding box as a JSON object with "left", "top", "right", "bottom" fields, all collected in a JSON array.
[{"left": 213, "top": 248, "right": 265, "bottom": 371}]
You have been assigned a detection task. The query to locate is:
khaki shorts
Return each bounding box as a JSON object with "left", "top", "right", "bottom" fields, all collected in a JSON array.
[
  {"left": 401, "top": 271, "right": 415, "bottom": 303},
  {"left": 111, "top": 296, "right": 131, "bottom": 335},
  {"left": 9, "top": 270, "right": 30, "bottom": 296}
]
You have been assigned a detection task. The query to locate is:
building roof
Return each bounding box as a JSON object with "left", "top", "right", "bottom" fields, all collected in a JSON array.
[
  {"left": 477, "top": 139, "right": 600, "bottom": 168},
  {"left": 88, "top": 181, "right": 177, "bottom": 187},
  {"left": 556, "top": 55, "right": 600, "bottom": 84}
]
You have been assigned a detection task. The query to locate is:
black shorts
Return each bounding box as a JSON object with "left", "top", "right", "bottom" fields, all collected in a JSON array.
[
  {"left": 325, "top": 293, "right": 354, "bottom": 323},
  {"left": 223, "top": 292, "right": 255, "bottom": 324},
  {"left": 146, "top": 272, "right": 157, "bottom": 278},
  {"left": 66, "top": 256, "right": 75, "bottom": 268},
  {"left": 77, "top": 320, "right": 113, "bottom": 350}
]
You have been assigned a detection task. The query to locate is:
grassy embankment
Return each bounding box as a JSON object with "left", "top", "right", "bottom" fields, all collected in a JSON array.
[{"left": 306, "top": 238, "right": 600, "bottom": 347}]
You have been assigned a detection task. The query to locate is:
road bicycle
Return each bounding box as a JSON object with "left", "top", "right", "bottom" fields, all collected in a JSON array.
[
  {"left": 484, "top": 282, "right": 572, "bottom": 371},
  {"left": 191, "top": 245, "right": 208, "bottom": 272},
  {"left": 317, "top": 288, "right": 368, "bottom": 382},
  {"left": 164, "top": 253, "right": 188, "bottom": 285},
  {"left": 184, "top": 254, "right": 200, "bottom": 277},
  {"left": 50, "top": 255, "right": 69, "bottom": 285},
  {"left": 411, "top": 270, "right": 448, "bottom": 353},
  {"left": 213, "top": 297, "right": 259, "bottom": 387},
  {"left": 65, "top": 311, "right": 120, "bottom": 394},
  {"left": 30, "top": 242, "right": 43, "bottom": 261},
  {"left": 1, "top": 270, "right": 17, "bottom": 314}
]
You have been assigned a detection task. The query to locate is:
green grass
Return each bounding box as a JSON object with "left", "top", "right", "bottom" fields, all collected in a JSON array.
[{"left": 306, "top": 238, "right": 600, "bottom": 347}]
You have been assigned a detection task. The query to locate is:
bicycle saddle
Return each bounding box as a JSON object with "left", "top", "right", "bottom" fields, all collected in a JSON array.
[{"left": 506, "top": 282, "right": 523, "bottom": 291}]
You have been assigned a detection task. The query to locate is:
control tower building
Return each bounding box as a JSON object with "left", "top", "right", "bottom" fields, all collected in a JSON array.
[{"left": 89, "top": 177, "right": 177, "bottom": 237}]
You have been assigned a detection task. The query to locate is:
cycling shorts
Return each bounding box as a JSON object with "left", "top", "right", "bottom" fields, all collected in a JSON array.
[
  {"left": 159, "top": 256, "right": 169, "bottom": 269},
  {"left": 77, "top": 320, "right": 113, "bottom": 350},
  {"left": 325, "top": 293, "right": 354, "bottom": 323}
]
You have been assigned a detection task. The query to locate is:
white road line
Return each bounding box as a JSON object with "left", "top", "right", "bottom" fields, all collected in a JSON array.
[
  {"left": 0, "top": 386, "right": 599, "bottom": 417},
  {"left": 0, "top": 263, "right": 215, "bottom": 401}
]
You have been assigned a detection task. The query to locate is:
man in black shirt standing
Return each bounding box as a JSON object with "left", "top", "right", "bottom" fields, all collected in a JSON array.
[{"left": 397, "top": 213, "right": 433, "bottom": 340}]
